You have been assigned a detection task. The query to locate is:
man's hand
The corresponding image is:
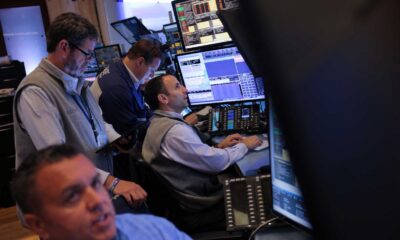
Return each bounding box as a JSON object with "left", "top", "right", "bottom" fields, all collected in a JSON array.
[
  {"left": 113, "top": 135, "right": 134, "bottom": 154},
  {"left": 217, "top": 133, "right": 243, "bottom": 148},
  {"left": 184, "top": 113, "right": 199, "bottom": 125},
  {"left": 241, "top": 135, "right": 262, "bottom": 150},
  {"left": 106, "top": 176, "right": 147, "bottom": 208}
]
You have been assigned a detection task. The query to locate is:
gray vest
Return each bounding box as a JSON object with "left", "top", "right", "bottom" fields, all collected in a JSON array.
[
  {"left": 142, "top": 111, "right": 222, "bottom": 211},
  {"left": 13, "top": 62, "right": 113, "bottom": 172}
]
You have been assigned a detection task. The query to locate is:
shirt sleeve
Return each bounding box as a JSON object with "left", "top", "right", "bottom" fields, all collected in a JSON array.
[
  {"left": 17, "top": 85, "right": 66, "bottom": 148},
  {"left": 97, "top": 168, "right": 110, "bottom": 184},
  {"left": 17, "top": 86, "right": 111, "bottom": 184},
  {"left": 116, "top": 214, "right": 192, "bottom": 240},
  {"left": 160, "top": 124, "right": 248, "bottom": 174}
]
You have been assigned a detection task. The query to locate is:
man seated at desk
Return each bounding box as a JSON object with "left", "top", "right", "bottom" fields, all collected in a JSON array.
[{"left": 142, "top": 74, "right": 262, "bottom": 232}]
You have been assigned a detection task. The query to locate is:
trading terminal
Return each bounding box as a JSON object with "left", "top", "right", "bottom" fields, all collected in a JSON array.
[{"left": 0, "top": 0, "right": 398, "bottom": 239}]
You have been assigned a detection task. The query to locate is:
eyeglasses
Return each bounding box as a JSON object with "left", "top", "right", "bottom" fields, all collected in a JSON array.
[{"left": 68, "top": 41, "right": 95, "bottom": 59}]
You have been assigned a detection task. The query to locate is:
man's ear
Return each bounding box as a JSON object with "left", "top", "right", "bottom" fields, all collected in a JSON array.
[
  {"left": 137, "top": 56, "right": 146, "bottom": 66},
  {"left": 57, "top": 39, "right": 69, "bottom": 53},
  {"left": 54, "top": 39, "right": 70, "bottom": 61},
  {"left": 24, "top": 213, "right": 50, "bottom": 240},
  {"left": 158, "top": 93, "right": 168, "bottom": 105}
]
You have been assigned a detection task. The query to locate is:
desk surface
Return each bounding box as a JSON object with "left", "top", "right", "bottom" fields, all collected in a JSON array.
[
  {"left": 255, "top": 225, "right": 312, "bottom": 240},
  {"left": 235, "top": 147, "right": 269, "bottom": 176}
]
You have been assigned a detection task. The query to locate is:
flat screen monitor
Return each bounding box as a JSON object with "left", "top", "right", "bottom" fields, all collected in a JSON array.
[
  {"left": 216, "top": 0, "right": 240, "bottom": 10},
  {"left": 82, "top": 71, "right": 97, "bottom": 82},
  {"left": 94, "top": 44, "right": 122, "bottom": 71},
  {"left": 163, "top": 22, "right": 184, "bottom": 56},
  {"left": 111, "top": 17, "right": 152, "bottom": 44},
  {"left": 269, "top": 101, "right": 312, "bottom": 230},
  {"left": 171, "top": 0, "right": 232, "bottom": 51},
  {"left": 84, "top": 57, "right": 99, "bottom": 74},
  {"left": 151, "top": 30, "right": 167, "bottom": 45},
  {"left": 176, "top": 46, "right": 265, "bottom": 106},
  {"left": 217, "top": 5, "right": 266, "bottom": 77}
]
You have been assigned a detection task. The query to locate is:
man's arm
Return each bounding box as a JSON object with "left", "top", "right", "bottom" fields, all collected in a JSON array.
[
  {"left": 17, "top": 86, "right": 66, "bottom": 148},
  {"left": 161, "top": 124, "right": 249, "bottom": 174},
  {"left": 18, "top": 87, "right": 107, "bottom": 179},
  {"left": 18, "top": 86, "right": 147, "bottom": 206},
  {"left": 104, "top": 175, "right": 147, "bottom": 207}
]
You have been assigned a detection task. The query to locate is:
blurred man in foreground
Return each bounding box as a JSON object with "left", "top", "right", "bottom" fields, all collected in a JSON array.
[{"left": 11, "top": 144, "right": 191, "bottom": 240}]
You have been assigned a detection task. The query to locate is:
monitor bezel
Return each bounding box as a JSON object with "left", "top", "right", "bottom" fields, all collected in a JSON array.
[
  {"left": 171, "top": 0, "right": 233, "bottom": 52},
  {"left": 268, "top": 99, "right": 313, "bottom": 233},
  {"left": 175, "top": 44, "right": 265, "bottom": 107},
  {"left": 110, "top": 16, "right": 151, "bottom": 44},
  {"left": 94, "top": 44, "right": 122, "bottom": 71},
  {"left": 162, "top": 22, "right": 180, "bottom": 43},
  {"left": 162, "top": 22, "right": 184, "bottom": 54},
  {"left": 162, "top": 22, "right": 178, "bottom": 32},
  {"left": 217, "top": 7, "right": 265, "bottom": 78}
]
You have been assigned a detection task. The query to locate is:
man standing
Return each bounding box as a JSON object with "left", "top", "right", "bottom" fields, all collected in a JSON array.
[
  {"left": 11, "top": 144, "right": 191, "bottom": 240},
  {"left": 13, "top": 12, "right": 146, "bottom": 207},
  {"left": 91, "top": 39, "right": 164, "bottom": 136},
  {"left": 142, "top": 74, "right": 262, "bottom": 232}
]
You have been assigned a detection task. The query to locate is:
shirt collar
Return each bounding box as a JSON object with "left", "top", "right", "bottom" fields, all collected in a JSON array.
[
  {"left": 41, "top": 58, "right": 86, "bottom": 95},
  {"left": 154, "top": 110, "right": 183, "bottom": 120},
  {"left": 122, "top": 61, "right": 141, "bottom": 90}
]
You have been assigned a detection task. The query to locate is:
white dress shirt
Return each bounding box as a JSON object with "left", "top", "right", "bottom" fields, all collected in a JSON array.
[{"left": 159, "top": 111, "right": 248, "bottom": 174}]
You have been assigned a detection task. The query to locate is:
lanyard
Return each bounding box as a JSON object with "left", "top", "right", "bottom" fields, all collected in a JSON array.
[
  {"left": 34, "top": 67, "right": 99, "bottom": 144},
  {"left": 72, "top": 89, "right": 99, "bottom": 144}
]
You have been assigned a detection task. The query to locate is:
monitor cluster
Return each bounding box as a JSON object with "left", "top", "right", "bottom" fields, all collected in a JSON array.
[
  {"left": 169, "top": 0, "right": 265, "bottom": 106},
  {"left": 172, "top": 0, "right": 232, "bottom": 51},
  {"left": 176, "top": 46, "right": 265, "bottom": 106}
]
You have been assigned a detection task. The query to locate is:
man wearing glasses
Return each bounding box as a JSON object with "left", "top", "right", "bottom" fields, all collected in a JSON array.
[{"left": 13, "top": 12, "right": 147, "bottom": 214}]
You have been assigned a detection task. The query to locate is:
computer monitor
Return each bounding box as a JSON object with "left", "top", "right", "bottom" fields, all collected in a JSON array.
[
  {"left": 163, "top": 23, "right": 184, "bottom": 56},
  {"left": 175, "top": 45, "right": 265, "bottom": 106},
  {"left": 84, "top": 57, "right": 99, "bottom": 75},
  {"left": 82, "top": 71, "right": 97, "bottom": 82},
  {"left": 216, "top": 0, "right": 240, "bottom": 10},
  {"left": 217, "top": 5, "right": 266, "bottom": 77},
  {"left": 269, "top": 101, "right": 312, "bottom": 230},
  {"left": 94, "top": 44, "right": 122, "bottom": 72},
  {"left": 111, "top": 17, "right": 152, "bottom": 44},
  {"left": 151, "top": 30, "right": 167, "bottom": 45},
  {"left": 171, "top": 0, "right": 232, "bottom": 51},
  {"left": 241, "top": 0, "right": 400, "bottom": 239}
]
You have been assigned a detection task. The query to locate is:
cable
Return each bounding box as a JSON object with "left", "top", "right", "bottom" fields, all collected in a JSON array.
[{"left": 247, "top": 217, "right": 280, "bottom": 240}]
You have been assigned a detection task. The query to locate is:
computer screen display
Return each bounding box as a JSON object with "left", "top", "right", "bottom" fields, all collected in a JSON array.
[
  {"left": 216, "top": 0, "right": 240, "bottom": 10},
  {"left": 82, "top": 71, "right": 97, "bottom": 82},
  {"left": 111, "top": 17, "right": 152, "bottom": 44},
  {"left": 176, "top": 46, "right": 265, "bottom": 106},
  {"left": 172, "top": 0, "right": 232, "bottom": 51},
  {"left": 269, "top": 102, "right": 312, "bottom": 230},
  {"left": 94, "top": 44, "right": 122, "bottom": 72},
  {"left": 163, "top": 23, "right": 184, "bottom": 56},
  {"left": 84, "top": 57, "right": 99, "bottom": 74}
]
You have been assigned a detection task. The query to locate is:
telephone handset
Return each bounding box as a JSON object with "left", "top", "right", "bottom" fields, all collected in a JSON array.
[{"left": 223, "top": 175, "right": 272, "bottom": 231}]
